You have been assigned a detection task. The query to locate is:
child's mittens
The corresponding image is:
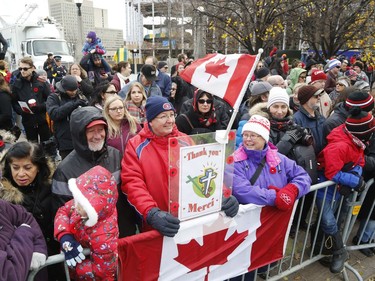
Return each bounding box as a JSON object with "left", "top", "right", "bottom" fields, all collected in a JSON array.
[{"left": 60, "top": 234, "right": 86, "bottom": 267}]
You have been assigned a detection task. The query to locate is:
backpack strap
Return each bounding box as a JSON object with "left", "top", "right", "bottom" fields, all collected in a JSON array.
[
  {"left": 180, "top": 114, "right": 194, "bottom": 130},
  {"left": 250, "top": 157, "right": 266, "bottom": 185}
]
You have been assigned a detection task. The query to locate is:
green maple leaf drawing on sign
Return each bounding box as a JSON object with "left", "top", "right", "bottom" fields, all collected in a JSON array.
[
  {"left": 205, "top": 58, "right": 229, "bottom": 82},
  {"left": 174, "top": 228, "right": 248, "bottom": 279}
]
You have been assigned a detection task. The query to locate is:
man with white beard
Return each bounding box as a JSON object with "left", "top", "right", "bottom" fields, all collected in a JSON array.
[{"left": 51, "top": 106, "right": 137, "bottom": 238}]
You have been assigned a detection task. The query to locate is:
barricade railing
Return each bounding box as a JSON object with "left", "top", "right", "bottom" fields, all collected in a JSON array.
[{"left": 27, "top": 179, "right": 375, "bottom": 281}]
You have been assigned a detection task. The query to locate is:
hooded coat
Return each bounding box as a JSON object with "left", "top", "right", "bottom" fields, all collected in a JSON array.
[
  {"left": 54, "top": 166, "right": 118, "bottom": 281},
  {"left": 52, "top": 106, "right": 137, "bottom": 237},
  {"left": 176, "top": 91, "right": 230, "bottom": 135},
  {"left": 317, "top": 124, "right": 365, "bottom": 200},
  {"left": 0, "top": 199, "right": 47, "bottom": 281},
  {"left": 286, "top": 68, "right": 306, "bottom": 95}
]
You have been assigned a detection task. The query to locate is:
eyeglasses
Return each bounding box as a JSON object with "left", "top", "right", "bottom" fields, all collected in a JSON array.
[
  {"left": 336, "top": 66, "right": 341, "bottom": 69},
  {"left": 337, "top": 83, "right": 345, "bottom": 86},
  {"left": 109, "top": 106, "right": 124, "bottom": 112},
  {"left": 155, "top": 113, "right": 177, "bottom": 122},
  {"left": 105, "top": 91, "right": 118, "bottom": 94},
  {"left": 243, "top": 133, "right": 262, "bottom": 140},
  {"left": 171, "top": 88, "right": 177, "bottom": 91},
  {"left": 18, "top": 67, "right": 32, "bottom": 71},
  {"left": 198, "top": 99, "right": 213, "bottom": 104}
]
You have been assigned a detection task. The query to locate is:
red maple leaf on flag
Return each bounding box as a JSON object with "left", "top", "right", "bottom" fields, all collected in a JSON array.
[
  {"left": 174, "top": 227, "right": 248, "bottom": 279},
  {"left": 205, "top": 58, "right": 230, "bottom": 82}
]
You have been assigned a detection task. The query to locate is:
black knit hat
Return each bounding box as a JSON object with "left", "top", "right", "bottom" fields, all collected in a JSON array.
[
  {"left": 345, "top": 91, "right": 374, "bottom": 113},
  {"left": 345, "top": 111, "right": 375, "bottom": 142},
  {"left": 297, "top": 85, "right": 323, "bottom": 105},
  {"left": 256, "top": 67, "right": 270, "bottom": 79}
]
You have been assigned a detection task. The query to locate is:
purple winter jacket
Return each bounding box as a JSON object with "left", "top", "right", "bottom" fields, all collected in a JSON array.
[
  {"left": 232, "top": 142, "right": 311, "bottom": 206},
  {"left": 0, "top": 199, "right": 47, "bottom": 281}
]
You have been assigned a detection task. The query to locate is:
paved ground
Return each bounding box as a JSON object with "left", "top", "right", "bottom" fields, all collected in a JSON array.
[
  {"left": 284, "top": 223, "right": 375, "bottom": 281},
  {"left": 287, "top": 249, "right": 375, "bottom": 281}
]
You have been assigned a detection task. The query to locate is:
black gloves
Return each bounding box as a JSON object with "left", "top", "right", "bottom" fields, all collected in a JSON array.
[
  {"left": 75, "top": 98, "right": 88, "bottom": 107},
  {"left": 146, "top": 208, "right": 180, "bottom": 237},
  {"left": 221, "top": 195, "right": 239, "bottom": 217},
  {"left": 282, "top": 125, "right": 304, "bottom": 145}
]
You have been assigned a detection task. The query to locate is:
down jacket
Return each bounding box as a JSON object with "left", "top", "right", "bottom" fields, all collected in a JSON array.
[
  {"left": 317, "top": 124, "right": 365, "bottom": 200},
  {"left": 54, "top": 166, "right": 118, "bottom": 281},
  {"left": 232, "top": 142, "right": 311, "bottom": 206}
]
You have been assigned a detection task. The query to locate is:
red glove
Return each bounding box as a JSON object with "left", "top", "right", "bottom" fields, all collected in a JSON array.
[{"left": 269, "top": 183, "right": 299, "bottom": 211}]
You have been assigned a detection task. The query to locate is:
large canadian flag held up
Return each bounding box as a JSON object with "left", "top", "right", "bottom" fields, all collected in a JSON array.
[
  {"left": 118, "top": 204, "right": 293, "bottom": 281},
  {"left": 179, "top": 53, "right": 258, "bottom": 110}
]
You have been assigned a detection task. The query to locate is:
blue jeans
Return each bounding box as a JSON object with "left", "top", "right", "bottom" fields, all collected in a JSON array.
[
  {"left": 315, "top": 198, "right": 340, "bottom": 235},
  {"left": 357, "top": 219, "right": 375, "bottom": 242}
]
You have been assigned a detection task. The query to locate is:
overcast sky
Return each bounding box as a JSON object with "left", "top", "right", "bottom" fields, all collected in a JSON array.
[{"left": 1, "top": 0, "right": 126, "bottom": 36}]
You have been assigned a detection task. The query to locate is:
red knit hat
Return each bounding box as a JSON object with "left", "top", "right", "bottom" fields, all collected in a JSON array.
[{"left": 310, "top": 70, "right": 327, "bottom": 82}]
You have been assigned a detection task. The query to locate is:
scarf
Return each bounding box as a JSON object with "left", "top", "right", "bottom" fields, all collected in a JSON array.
[
  {"left": 343, "top": 126, "right": 366, "bottom": 150},
  {"left": 117, "top": 72, "right": 130, "bottom": 89},
  {"left": 270, "top": 116, "right": 293, "bottom": 132}
]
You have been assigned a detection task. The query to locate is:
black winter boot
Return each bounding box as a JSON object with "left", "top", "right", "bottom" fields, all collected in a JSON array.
[{"left": 330, "top": 232, "right": 349, "bottom": 273}]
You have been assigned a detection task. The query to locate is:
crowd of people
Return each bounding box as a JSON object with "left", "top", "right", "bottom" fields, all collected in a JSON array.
[{"left": 0, "top": 33, "right": 375, "bottom": 280}]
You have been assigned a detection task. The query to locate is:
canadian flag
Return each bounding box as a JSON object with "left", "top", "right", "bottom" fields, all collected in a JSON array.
[
  {"left": 179, "top": 53, "right": 258, "bottom": 109},
  {"left": 118, "top": 204, "right": 293, "bottom": 281}
]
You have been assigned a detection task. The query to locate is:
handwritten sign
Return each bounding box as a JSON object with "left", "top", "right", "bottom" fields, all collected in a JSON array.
[{"left": 178, "top": 143, "right": 225, "bottom": 220}]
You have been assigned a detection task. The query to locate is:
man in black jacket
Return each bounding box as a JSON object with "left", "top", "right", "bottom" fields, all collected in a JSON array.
[
  {"left": 51, "top": 106, "right": 137, "bottom": 238},
  {"left": 11, "top": 57, "right": 51, "bottom": 143},
  {"left": 46, "top": 75, "right": 88, "bottom": 159}
]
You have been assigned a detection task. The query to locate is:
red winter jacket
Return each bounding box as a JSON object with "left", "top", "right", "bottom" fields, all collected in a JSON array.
[
  {"left": 317, "top": 124, "right": 365, "bottom": 180},
  {"left": 121, "top": 123, "right": 187, "bottom": 231}
]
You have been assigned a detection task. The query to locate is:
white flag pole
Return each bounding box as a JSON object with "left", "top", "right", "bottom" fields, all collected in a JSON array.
[{"left": 215, "top": 49, "right": 264, "bottom": 144}]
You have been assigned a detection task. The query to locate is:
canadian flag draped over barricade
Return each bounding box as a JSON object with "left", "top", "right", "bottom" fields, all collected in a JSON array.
[
  {"left": 179, "top": 53, "right": 259, "bottom": 110},
  {"left": 118, "top": 204, "right": 293, "bottom": 281}
]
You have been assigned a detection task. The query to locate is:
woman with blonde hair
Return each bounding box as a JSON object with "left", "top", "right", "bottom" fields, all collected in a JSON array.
[
  {"left": 103, "top": 95, "right": 141, "bottom": 154},
  {"left": 124, "top": 81, "right": 147, "bottom": 125}
]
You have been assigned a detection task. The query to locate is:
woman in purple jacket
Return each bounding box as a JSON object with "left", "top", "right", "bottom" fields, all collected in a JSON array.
[
  {"left": 0, "top": 199, "right": 47, "bottom": 281},
  {"left": 232, "top": 114, "right": 311, "bottom": 209},
  {"left": 230, "top": 114, "right": 311, "bottom": 281}
]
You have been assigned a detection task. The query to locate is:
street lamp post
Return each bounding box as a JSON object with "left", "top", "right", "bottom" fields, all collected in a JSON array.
[{"left": 74, "top": 0, "right": 84, "bottom": 61}]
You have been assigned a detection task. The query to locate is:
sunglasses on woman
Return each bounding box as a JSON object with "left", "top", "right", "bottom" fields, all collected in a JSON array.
[{"left": 198, "top": 99, "right": 213, "bottom": 104}]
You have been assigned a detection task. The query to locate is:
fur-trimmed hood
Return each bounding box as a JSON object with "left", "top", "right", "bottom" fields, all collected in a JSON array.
[
  {"left": 0, "top": 178, "right": 24, "bottom": 204},
  {"left": 249, "top": 101, "right": 293, "bottom": 120},
  {"left": 68, "top": 165, "right": 118, "bottom": 227},
  {"left": 249, "top": 102, "right": 269, "bottom": 119}
]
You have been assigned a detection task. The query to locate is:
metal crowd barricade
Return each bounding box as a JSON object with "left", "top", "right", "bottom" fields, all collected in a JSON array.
[
  {"left": 227, "top": 178, "right": 374, "bottom": 281},
  {"left": 27, "top": 180, "right": 374, "bottom": 281}
]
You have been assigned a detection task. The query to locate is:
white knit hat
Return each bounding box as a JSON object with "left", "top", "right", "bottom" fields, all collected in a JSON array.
[
  {"left": 267, "top": 87, "right": 290, "bottom": 109},
  {"left": 242, "top": 115, "right": 270, "bottom": 142}
]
